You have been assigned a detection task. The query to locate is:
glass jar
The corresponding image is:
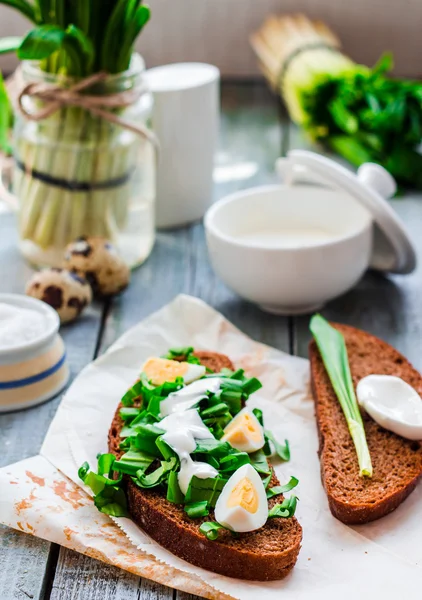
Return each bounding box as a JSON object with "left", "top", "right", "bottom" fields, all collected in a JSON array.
[{"left": 12, "top": 54, "right": 156, "bottom": 269}]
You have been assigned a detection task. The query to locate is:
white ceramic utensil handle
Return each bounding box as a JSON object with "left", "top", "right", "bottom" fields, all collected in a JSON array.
[{"left": 0, "top": 157, "right": 18, "bottom": 211}]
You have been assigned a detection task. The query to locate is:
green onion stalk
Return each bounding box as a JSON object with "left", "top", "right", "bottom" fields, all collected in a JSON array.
[
  {"left": 310, "top": 314, "right": 372, "bottom": 477},
  {"left": 0, "top": 0, "right": 151, "bottom": 267},
  {"left": 252, "top": 14, "right": 422, "bottom": 189}
]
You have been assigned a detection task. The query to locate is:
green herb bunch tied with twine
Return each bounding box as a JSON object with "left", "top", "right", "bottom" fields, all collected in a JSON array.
[{"left": 0, "top": 0, "right": 153, "bottom": 267}]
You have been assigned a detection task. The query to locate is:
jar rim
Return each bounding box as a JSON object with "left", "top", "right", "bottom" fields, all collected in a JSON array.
[{"left": 21, "top": 53, "right": 146, "bottom": 88}]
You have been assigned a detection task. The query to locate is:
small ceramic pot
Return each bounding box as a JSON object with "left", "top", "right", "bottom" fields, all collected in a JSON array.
[
  {"left": 205, "top": 151, "right": 416, "bottom": 315},
  {"left": 205, "top": 184, "right": 373, "bottom": 315},
  {"left": 0, "top": 294, "right": 69, "bottom": 412}
]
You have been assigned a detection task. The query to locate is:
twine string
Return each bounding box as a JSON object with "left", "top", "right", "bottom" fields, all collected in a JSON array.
[
  {"left": 277, "top": 41, "right": 341, "bottom": 92},
  {"left": 17, "top": 71, "right": 159, "bottom": 149}
]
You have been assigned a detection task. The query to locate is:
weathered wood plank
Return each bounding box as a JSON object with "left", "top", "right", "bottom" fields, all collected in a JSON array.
[
  {"left": 54, "top": 82, "right": 286, "bottom": 600},
  {"left": 287, "top": 123, "right": 422, "bottom": 369},
  {"left": 0, "top": 212, "right": 104, "bottom": 599},
  {"left": 50, "top": 549, "right": 173, "bottom": 600}
]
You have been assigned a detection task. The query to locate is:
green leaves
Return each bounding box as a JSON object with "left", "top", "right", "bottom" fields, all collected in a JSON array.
[
  {"left": 135, "top": 457, "right": 177, "bottom": 488},
  {"left": 185, "top": 501, "right": 209, "bottom": 518},
  {"left": 199, "top": 521, "right": 227, "bottom": 541},
  {"left": 121, "top": 380, "right": 144, "bottom": 407},
  {"left": 1, "top": 0, "right": 151, "bottom": 76},
  {"left": 18, "top": 25, "right": 66, "bottom": 60},
  {"left": 252, "top": 408, "right": 290, "bottom": 462},
  {"left": 63, "top": 24, "right": 95, "bottom": 75},
  {"left": 268, "top": 496, "right": 298, "bottom": 519},
  {"left": 164, "top": 346, "right": 201, "bottom": 365},
  {"left": 79, "top": 454, "right": 128, "bottom": 517},
  {"left": 266, "top": 476, "right": 299, "bottom": 499},
  {"left": 17, "top": 22, "right": 94, "bottom": 75},
  {"left": 185, "top": 476, "right": 227, "bottom": 508},
  {"left": 166, "top": 471, "right": 184, "bottom": 503},
  {"left": 0, "top": 72, "right": 12, "bottom": 154},
  {"left": 113, "top": 449, "right": 155, "bottom": 476},
  {"left": 265, "top": 430, "right": 290, "bottom": 462},
  {"left": 285, "top": 45, "right": 422, "bottom": 188},
  {"left": 310, "top": 315, "right": 372, "bottom": 477}
]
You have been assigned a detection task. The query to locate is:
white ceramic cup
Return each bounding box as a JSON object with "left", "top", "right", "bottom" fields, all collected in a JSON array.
[
  {"left": 145, "top": 63, "right": 220, "bottom": 229},
  {"left": 204, "top": 185, "right": 373, "bottom": 315}
]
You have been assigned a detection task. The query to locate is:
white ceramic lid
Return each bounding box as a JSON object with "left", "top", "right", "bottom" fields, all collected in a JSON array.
[{"left": 277, "top": 150, "right": 416, "bottom": 275}]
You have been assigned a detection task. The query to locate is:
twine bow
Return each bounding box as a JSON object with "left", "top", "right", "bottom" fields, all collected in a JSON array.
[{"left": 17, "top": 71, "right": 159, "bottom": 149}]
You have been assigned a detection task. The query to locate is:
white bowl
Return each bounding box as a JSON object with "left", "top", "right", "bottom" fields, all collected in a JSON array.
[
  {"left": 0, "top": 294, "right": 70, "bottom": 412},
  {"left": 204, "top": 184, "right": 373, "bottom": 315}
]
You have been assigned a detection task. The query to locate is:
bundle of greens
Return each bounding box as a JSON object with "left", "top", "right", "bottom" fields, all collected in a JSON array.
[
  {"left": 79, "top": 357, "right": 298, "bottom": 541},
  {"left": 0, "top": 0, "right": 152, "bottom": 265},
  {"left": 251, "top": 14, "right": 422, "bottom": 189}
]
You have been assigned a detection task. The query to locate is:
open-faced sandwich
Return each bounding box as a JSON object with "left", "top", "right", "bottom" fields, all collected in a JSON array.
[
  {"left": 310, "top": 315, "right": 422, "bottom": 525},
  {"left": 79, "top": 348, "right": 302, "bottom": 580}
]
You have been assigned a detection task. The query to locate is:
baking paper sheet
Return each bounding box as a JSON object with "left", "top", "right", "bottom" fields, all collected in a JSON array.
[{"left": 1, "top": 294, "right": 422, "bottom": 599}]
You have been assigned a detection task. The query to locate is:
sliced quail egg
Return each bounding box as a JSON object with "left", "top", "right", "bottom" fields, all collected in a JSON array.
[
  {"left": 142, "top": 357, "right": 205, "bottom": 386},
  {"left": 215, "top": 464, "right": 268, "bottom": 532},
  {"left": 221, "top": 407, "right": 265, "bottom": 453}
]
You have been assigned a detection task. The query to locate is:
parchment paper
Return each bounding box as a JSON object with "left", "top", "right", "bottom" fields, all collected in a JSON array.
[{"left": 1, "top": 294, "right": 421, "bottom": 599}]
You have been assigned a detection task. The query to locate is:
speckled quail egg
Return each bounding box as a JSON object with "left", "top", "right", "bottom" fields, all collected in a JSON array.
[
  {"left": 26, "top": 268, "right": 92, "bottom": 324},
  {"left": 214, "top": 464, "right": 268, "bottom": 532},
  {"left": 64, "top": 237, "right": 130, "bottom": 297}
]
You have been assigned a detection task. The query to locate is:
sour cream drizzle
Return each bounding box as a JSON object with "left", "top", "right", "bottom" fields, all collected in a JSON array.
[
  {"left": 160, "top": 377, "right": 221, "bottom": 416},
  {"left": 158, "top": 379, "right": 222, "bottom": 494}
]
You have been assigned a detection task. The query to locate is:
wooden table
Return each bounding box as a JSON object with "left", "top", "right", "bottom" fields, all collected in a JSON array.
[{"left": 1, "top": 81, "right": 422, "bottom": 600}]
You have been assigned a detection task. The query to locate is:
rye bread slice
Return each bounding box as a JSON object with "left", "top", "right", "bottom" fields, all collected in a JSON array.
[
  {"left": 310, "top": 323, "right": 422, "bottom": 525},
  {"left": 108, "top": 351, "right": 302, "bottom": 580}
]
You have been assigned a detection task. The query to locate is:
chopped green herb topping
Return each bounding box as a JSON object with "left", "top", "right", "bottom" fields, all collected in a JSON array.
[
  {"left": 185, "top": 476, "right": 227, "bottom": 508},
  {"left": 164, "top": 347, "right": 201, "bottom": 365},
  {"left": 81, "top": 346, "right": 299, "bottom": 531},
  {"left": 268, "top": 496, "right": 298, "bottom": 519},
  {"left": 199, "top": 521, "right": 228, "bottom": 540},
  {"left": 185, "top": 501, "right": 210, "bottom": 518},
  {"left": 266, "top": 477, "right": 299, "bottom": 499},
  {"left": 79, "top": 454, "right": 128, "bottom": 517}
]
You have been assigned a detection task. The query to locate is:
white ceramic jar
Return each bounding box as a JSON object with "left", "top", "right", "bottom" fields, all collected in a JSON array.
[{"left": 0, "top": 294, "right": 69, "bottom": 411}]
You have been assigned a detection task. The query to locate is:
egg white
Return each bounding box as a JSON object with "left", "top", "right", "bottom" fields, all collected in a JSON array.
[
  {"left": 183, "top": 363, "right": 206, "bottom": 383},
  {"left": 215, "top": 464, "right": 268, "bottom": 532}
]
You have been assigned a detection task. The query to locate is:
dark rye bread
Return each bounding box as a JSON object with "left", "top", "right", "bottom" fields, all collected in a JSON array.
[
  {"left": 310, "top": 323, "right": 422, "bottom": 525},
  {"left": 108, "top": 350, "right": 302, "bottom": 580}
]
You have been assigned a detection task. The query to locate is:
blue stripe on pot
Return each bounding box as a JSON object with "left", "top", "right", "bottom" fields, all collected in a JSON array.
[{"left": 0, "top": 353, "right": 67, "bottom": 390}]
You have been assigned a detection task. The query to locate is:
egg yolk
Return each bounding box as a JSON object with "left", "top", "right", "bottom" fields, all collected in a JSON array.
[
  {"left": 142, "top": 358, "right": 189, "bottom": 385},
  {"left": 223, "top": 413, "right": 261, "bottom": 445},
  {"left": 227, "top": 477, "right": 259, "bottom": 513}
]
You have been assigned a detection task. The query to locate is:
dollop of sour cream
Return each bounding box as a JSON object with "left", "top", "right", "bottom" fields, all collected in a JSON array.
[
  {"left": 0, "top": 302, "right": 52, "bottom": 349},
  {"left": 159, "top": 408, "right": 219, "bottom": 494},
  {"left": 357, "top": 374, "right": 422, "bottom": 441}
]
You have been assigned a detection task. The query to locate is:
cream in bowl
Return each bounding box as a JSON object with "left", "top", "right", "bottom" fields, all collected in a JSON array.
[
  {"left": 205, "top": 184, "right": 373, "bottom": 315},
  {"left": 0, "top": 294, "right": 69, "bottom": 411}
]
